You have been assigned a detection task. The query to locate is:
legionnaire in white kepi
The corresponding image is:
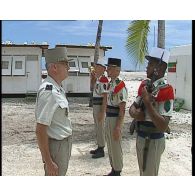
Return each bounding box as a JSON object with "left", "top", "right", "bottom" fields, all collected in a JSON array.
[
  {"left": 104, "top": 58, "right": 128, "bottom": 176},
  {"left": 90, "top": 58, "right": 109, "bottom": 159},
  {"left": 129, "top": 47, "right": 175, "bottom": 176},
  {"left": 35, "top": 47, "right": 72, "bottom": 176}
]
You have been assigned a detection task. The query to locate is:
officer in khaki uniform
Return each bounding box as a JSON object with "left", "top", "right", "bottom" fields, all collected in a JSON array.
[
  {"left": 35, "top": 47, "right": 72, "bottom": 176},
  {"left": 90, "top": 58, "right": 109, "bottom": 158},
  {"left": 129, "top": 47, "right": 174, "bottom": 176},
  {"left": 104, "top": 58, "right": 128, "bottom": 176}
]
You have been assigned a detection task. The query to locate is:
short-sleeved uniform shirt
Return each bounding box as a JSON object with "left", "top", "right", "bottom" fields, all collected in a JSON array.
[
  {"left": 35, "top": 76, "right": 72, "bottom": 140},
  {"left": 107, "top": 77, "right": 128, "bottom": 107},
  {"left": 93, "top": 74, "right": 109, "bottom": 97},
  {"left": 135, "top": 77, "right": 174, "bottom": 121}
]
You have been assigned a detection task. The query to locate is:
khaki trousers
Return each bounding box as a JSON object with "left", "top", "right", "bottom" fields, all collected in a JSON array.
[
  {"left": 44, "top": 136, "right": 72, "bottom": 176},
  {"left": 105, "top": 117, "right": 123, "bottom": 171},
  {"left": 93, "top": 105, "right": 105, "bottom": 147},
  {"left": 136, "top": 135, "right": 165, "bottom": 176}
]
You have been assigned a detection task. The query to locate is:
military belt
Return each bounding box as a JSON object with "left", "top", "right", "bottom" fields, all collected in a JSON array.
[
  {"left": 106, "top": 105, "right": 119, "bottom": 117},
  {"left": 93, "top": 97, "right": 103, "bottom": 105},
  {"left": 137, "top": 131, "right": 164, "bottom": 139},
  {"left": 137, "top": 121, "right": 160, "bottom": 133}
]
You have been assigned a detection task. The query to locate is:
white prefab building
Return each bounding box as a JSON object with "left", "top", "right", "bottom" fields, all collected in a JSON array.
[
  {"left": 2, "top": 44, "right": 49, "bottom": 96},
  {"left": 167, "top": 44, "right": 192, "bottom": 110},
  {"left": 55, "top": 44, "right": 112, "bottom": 95}
]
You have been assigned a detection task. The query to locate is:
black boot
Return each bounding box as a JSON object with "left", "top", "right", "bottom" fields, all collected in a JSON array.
[
  {"left": 104, "top": 168, "right": 114, "bottom": 176},
  {"left": 92, "top": 147, "right": 105, "bottom": 159},
  {"left": 105, "top": 168, "right": 121, "bottom": 176},
  {"left": 90, "top": 147, "right": 99, "bottom": 154},
  {"left": 113, "top": 170, "right": 121, "bottom": 176}
]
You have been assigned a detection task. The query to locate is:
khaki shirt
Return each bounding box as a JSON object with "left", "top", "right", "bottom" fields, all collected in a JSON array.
[
  {"left": 107, "top": 77, "right": 128, "bottom": 107},
  {"left": 35, "top": 76, "right": 72, "bottom": 140},
  {"left": 93, "top": 74, "right": 109, "bottom": 97}
]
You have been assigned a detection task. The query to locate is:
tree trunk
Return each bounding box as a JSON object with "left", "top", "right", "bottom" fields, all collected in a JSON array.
[
  {"left": 157, "top": 20, "right": 165, "bottom": 49},
  {"left": 94, "top": 20, "right": 103, "bottom": 63}
]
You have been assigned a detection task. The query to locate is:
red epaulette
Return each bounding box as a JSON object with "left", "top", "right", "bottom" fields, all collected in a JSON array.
[
  {"left": 113, "top": 80, "right": 126, "bottom": 94},
  {"left": 156, "top": 85, "right": 174, "bottom": 102},
  {"left": 138, "top": 80, "right": 147, "bottom": 96},
  {"left": 99, "top": 76, "right": 109, "bottom": 83}
]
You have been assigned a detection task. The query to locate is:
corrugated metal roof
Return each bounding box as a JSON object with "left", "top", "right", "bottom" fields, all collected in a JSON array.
[{"left": 2, "top": 44, "right": 49, "bottom": 49}]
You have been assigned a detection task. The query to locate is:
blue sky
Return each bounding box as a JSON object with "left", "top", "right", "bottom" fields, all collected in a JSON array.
[{"left": 2, "top": 20, "right": 192, "bottom": 71}]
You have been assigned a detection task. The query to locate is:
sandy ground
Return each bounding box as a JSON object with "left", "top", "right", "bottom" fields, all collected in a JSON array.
[{"left": 2, "top": 72, "right": 192, "bottom": 176}]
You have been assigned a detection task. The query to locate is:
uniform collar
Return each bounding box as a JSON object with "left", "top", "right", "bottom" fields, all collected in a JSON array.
[
  {"left": 45, "top": 75, "right": 65, "bottom": 93},
  {"left": 153, "top": 77, "right": 165, "bottom": 88}
]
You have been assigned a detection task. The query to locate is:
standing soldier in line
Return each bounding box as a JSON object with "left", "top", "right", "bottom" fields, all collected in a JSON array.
[
  {"left": 104, "top": 58, "right": 128, "bottom": 176},
  {"left": 35, "top": 47, "right": 72, "bottom": 176},
  {"left": 90, "top": 58, "right": 109, "bottom": 158},
  {"left": 129, "top": 47, "right": 174, "bottom": 176}
]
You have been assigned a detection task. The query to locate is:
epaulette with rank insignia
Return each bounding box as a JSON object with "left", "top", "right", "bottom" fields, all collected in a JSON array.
[
  {"left": 156, "top": 84, "right": 174, "bottom": 102},
  {"left": 45, "top": 84, "right": 53, "bottom": 90},
  {"left": 99, "top": 75, "right": 109, "bottom": 83},
  {"left": 138, "top": 80, "right": 147, "bottom": 96},
  {"left": 113, "top": 80, "right": 125, "bottom": 94}
]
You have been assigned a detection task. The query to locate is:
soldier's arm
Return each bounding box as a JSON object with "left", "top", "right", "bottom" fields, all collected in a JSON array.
[
  {"left": 142, "top": 87, "right": 169, "bottom": 132},
  {"left": 100, "top": 93, "right": 107, "bottom": 113},
  {"left": 98, "top": 93, "right": 107, "bottom": 122},
  {"left": 90, "top": 70, "right": 96, "bottom": 91},
  {"left": 113, "top": 102, "right": 126, "bottom": 138},
  {"left": 117, "top": 101, "right": 126, "bottom": 126},
  {"left": 36, "top": 123, "right": 58, "bottom": 175}
]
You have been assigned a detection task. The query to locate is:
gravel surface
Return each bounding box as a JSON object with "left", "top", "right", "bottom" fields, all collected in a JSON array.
[{"left": 2, "top": 72, "right": 192, "bottom": 176}]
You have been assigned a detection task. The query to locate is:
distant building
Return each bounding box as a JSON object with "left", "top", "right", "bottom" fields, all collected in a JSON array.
[
  {"left": 167, "top": 44, "right": 192, "bottom": 110},
  {"left": 2, "top": 43, "right": 112, "bottom": 96},
  {"left": 2, "top": 43, "right": 49, "bottom": 96}
]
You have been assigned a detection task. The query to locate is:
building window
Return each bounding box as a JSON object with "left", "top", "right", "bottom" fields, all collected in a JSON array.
[
  {"left": 2, "top": 56, "right": 12, "bottom": 75},
  {"left": 81, "top": 62, "right": 89, "bottom": 68},
  {"left": 15, "top": 61, "right": 23, "bottom": 69},
  {"left": 26, "top": 55, "right": 38, "bottom": 61},
  {"left": 69, "top": 61, "right": 76, "bottom": 68},
  {"left": 12, "top": 56, "right": 25, "bottom": 75},
  {"left": 2, "top": 61, "right": 9, "bottom": 69}
]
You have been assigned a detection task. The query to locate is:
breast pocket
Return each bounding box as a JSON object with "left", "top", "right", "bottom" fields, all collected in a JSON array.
[{"left": 56, "top": 98, "right": 69, "bottom": 117}]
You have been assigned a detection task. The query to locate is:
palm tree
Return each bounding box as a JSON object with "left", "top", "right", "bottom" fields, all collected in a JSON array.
[
  {"left": 89, "top": 20, "right": 103, "bottom": 106},
  {"left": 126, "top": 20, "right": 165, "bottom": 70},
  {"left": 157, "top": 20, "right": 165, "bottom": 48}
]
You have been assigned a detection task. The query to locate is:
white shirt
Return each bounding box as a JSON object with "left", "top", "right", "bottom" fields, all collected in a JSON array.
[{"left": 35, "top": 76, "right": 72, "bottom": 140}]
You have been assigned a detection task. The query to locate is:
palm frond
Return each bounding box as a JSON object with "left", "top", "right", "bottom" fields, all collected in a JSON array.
[{"left": 126, "top": 20, "right": 150, "bottom": 70}]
